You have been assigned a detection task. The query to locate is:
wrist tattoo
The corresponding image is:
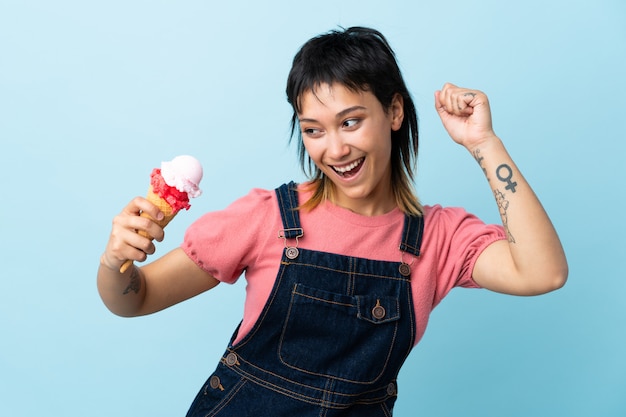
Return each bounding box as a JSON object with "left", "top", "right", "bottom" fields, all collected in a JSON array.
[
  {"left": 123, "top": 268, "right": 141, "bottom": 295},
  {"left": 494, "top": 189, "right": 516, "bottom": 243},
  {"left": 473, "top": 149, "right": 489, "bottom": 181},
  {"left": 496, "top": 164, "right": 518, "bottom": 193}
]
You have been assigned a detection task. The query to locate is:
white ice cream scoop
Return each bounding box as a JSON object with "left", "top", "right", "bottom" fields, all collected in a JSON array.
[{"left": 160, "top": 155, "right": 203, "bottom": 198}]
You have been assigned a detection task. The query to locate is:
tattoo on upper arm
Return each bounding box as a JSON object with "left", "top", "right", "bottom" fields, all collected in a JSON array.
[
  {"left": 123, "top": 268, "right": 141, "bottom": 295},
  {"left": 494, "top": 189, "right": 516, "bottom": 243},
  {"left": 496, "top": 164, "right": 518, "bottom": 193}
]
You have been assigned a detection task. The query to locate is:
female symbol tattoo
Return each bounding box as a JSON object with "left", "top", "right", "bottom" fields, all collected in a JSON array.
[{"left": 496, "top": 164, "right": 517, "bottom": 193}]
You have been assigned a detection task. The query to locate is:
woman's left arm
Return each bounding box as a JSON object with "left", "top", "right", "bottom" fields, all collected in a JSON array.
[{"left": 435, "top": 83, "right": 568, "bottom": 295}]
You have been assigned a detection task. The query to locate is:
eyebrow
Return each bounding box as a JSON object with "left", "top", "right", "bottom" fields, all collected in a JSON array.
[{"left": 299, "top": 105, "right": 367, "bottom": 124}]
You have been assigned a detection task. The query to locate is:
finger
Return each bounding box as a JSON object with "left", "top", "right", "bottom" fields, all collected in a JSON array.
[
  {"left": 441, "top": 82, "right": 458, "bottom": 93},
  {"left": 455, "top": 91, "right": 476, "bottom": 115},
  {"left": 138, "top": 213, "right": 166, "bottom": 242},
  {"left": 117, "top": 225, "right": 157, "bottom": 261},
  {"left": 119, "top": 197, "right": 166, "bottom": 241},
  {"left": 124, "top": 196, "right": 165, "bottom": 222},
  {"left": 439, "top": 82, "right": 458, "bottom": 105},
  {"left": 434, "top": 90, "right": 455, "bottom": 125},
  {"left": 125, "top": 230, "right": 157, "bottom": 259},
  {"left": 124, "top": 213, "right": 165, "bottom": 243},
  {"left": 103, "top": 232, "right": 150, "bottom": 270},
  {"left": 436, "top": 85, "right": 455, "bottom": 114},
  {"left": 110, "top": 214, "right": 160, "bottom": 253},
  {"left": 440, "top": 84, "right": 479, "bottom": 115},
  {"left": 110, "top": 214, "right": 156, "bottom": 249}
]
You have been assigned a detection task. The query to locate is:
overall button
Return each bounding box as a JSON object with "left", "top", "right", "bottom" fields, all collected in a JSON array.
[
  {"left": 225, "top": 352, "right": 239, "bottom": 366},
  {"left": 399, "top": 263, "right": 411, "bottom": 276},
  {"left": 209, "top": 375, "right": 224, "bottom": 391},
  {"left": 386, "top": 382, "right": 397, "bottom": 396},
  {"left": 285, "top": 247, "right": 299, "bottom": 259},
  {"left": 372, "top": 300, "right": 386, "bottom": 320}
]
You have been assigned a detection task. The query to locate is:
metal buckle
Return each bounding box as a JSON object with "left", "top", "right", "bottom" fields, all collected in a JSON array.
[{"left": 278, "top": 228, "right": 304, "bottom": 259}]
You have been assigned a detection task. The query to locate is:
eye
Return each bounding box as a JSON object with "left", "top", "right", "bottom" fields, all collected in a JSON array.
[
  {"left": 301, "top": 127, "right": 322, "bottom": 138},
  {"left": 342, "top": 118, "right": 360, "bottom": 129}
]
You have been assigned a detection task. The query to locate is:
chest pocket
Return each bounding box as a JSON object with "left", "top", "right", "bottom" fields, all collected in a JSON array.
[{"left": 278, "top": 283, "right": 401, "bottom": 384}]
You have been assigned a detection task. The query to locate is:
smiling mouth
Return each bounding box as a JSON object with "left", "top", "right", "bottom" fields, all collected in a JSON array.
[{"left": 331, "top": 157, "right": 365, "bottom": 177}]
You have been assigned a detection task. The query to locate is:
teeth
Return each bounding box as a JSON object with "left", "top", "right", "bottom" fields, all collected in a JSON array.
[{"left": 333, "top": 158, "right": 364, "bottom": 173}]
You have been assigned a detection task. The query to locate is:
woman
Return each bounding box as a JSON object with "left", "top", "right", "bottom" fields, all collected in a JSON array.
[{"left": 98, "top": 27, "right": 567, "bottom": 416}]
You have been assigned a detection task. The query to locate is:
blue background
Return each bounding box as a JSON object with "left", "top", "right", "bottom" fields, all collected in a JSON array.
[{"left": 1, "top": 1, "right": 625, "bottom": 416}]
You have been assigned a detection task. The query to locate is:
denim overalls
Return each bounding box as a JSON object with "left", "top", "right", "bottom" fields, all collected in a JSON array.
[{"left": 187, "top": 182, "right": 424, "bottom": 416}]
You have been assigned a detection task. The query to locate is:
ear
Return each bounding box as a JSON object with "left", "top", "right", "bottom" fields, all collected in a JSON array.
[{"left": 390, "top": 93, "right": 404, "bottom": 131}]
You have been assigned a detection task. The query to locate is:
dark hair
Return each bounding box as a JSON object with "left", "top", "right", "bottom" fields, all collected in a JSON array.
[{"left": 286, "top": 26, "right": 421, "bottom": 214}]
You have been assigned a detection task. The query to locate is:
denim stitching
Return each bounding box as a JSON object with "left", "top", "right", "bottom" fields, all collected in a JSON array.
[
  {"left": 292, "top": 290, "right": 354, "bottom": 308},
  {"left": 282, "top": 261, "right": 410, "bottom": 282},
  {"left": 381, "top": 401, "right": 392, "bottom": 417},
  {"left": 222, "top": 361, "right": 392, "bottom": 409}
]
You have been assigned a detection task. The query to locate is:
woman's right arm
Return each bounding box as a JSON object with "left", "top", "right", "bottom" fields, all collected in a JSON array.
[{"left": 97, "top": 197, "right": 219, "bottom": 317}]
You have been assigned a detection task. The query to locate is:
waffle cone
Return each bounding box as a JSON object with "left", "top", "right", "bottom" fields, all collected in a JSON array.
[
  {"left": 119, "top": 185, "right": 180, "bottom": 273},
  {"left": 142, "top": 185, "right": 178, "bottom": 230}
]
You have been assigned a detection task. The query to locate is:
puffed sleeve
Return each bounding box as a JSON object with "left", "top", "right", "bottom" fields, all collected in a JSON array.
[
  {"left": 181, "top": 188, "right": 277, "bottom": 284},
  {"left": 425, "top": 205, "right": 506, "bottom": 308}
]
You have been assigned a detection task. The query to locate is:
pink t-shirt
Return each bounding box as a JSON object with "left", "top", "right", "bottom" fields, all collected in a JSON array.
[{"left": 182, "top": 184, "right": 505, "bottom": 346}]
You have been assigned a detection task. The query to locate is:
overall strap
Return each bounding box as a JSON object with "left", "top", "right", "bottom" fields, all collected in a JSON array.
[
  {"left": 399, "top": 214, "right": 424, "bottom": 257},
  {"left": 275, "top": 182, "right": 302, "bottom": 238},
  {"left": 275, "top": 181, "right": 424, "bottom": 256}
]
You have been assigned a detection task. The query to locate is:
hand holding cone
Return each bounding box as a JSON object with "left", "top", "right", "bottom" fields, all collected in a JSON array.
[{"left": 119, "top": 155, "right": 203, "bottom": 273}]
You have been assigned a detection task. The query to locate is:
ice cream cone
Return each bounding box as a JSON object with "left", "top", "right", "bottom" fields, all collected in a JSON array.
[
  {"left": 119, "top": 185, "right": 179, "bottom": 273},
  {"left": 118, "top": 155, "right": 203, "bottom": 274}
]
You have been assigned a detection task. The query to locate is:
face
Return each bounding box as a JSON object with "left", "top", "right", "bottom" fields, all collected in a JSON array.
[{"left": 298, "top": 83, "right": 404, "bottom": 216}]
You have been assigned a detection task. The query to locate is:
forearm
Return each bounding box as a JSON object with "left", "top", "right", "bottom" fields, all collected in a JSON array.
[
  {"left": 97, "top": 256, "right": 147, "bottom": 317},
  {"left": 471, "top": 136, "right": 568, "bottom": 293}
]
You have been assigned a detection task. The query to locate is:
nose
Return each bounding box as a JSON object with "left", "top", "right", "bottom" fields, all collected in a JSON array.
[{"left": 326, "top": 131, "right": 350, "bottom": 160}]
